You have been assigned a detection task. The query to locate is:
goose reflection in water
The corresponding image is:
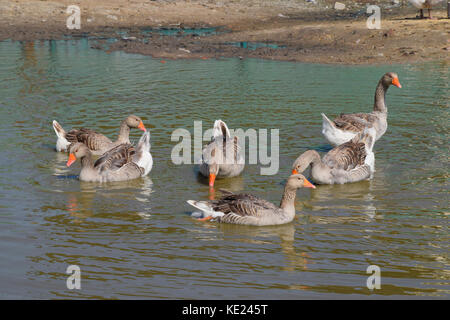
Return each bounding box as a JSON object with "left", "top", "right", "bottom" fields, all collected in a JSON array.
[
  {"left": 62, "top": 176, "right": 154, "bottom": 222},
  {"left": 205, "top": 175, "right": 246, "bottom": 200},
  {"left": 306, "top": 180, "right": 379, "bottom": 222},
  {"left": 216, "top": 222, "right": 311, "bottom": 273}
]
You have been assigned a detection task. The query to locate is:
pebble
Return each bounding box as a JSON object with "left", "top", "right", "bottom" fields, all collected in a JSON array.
[{"left": 334, "top": 2, "right": 346, "bottom": 10}]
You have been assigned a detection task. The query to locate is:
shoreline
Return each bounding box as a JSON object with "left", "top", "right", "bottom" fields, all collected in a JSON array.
[{"left": 0, "top": 0, "right": 449, "bottom": 65}]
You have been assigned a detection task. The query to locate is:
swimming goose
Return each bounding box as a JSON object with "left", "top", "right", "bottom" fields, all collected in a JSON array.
[
  {"left": 321, "top": 72, "right": 401, "bottom": 146},
  {"left": 199, "top": 120, "right": 244, "bottom": 187},
  {"left": 52, "top": 115, "right": 146, "bottom": 154},
  {"left": 66, "top": 131, "right": 152, "bottom": 182},
  {"left": 187, "top": 174, "right": 316, "bottom": 226},
  {"left": 292, "top": 128, "right": 376, "bottom": 184},
  {"left": 409, "top": 0, "right": 444, "bottom": 19}
]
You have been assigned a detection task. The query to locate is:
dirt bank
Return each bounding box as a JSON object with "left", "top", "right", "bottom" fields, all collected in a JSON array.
[{"left": 0, "top": 0, "right": 448, "bottom": 64}]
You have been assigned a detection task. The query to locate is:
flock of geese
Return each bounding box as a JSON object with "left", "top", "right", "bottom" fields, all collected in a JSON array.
[{"left": 53, "top": 72, "right": 401, "bottom": 227}]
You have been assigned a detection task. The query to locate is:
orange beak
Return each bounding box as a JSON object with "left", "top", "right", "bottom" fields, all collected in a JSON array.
[
  {"left": 392, "top": 77, "right": 402, "bottom": 88},
  {"left": 303, "top": 178, "right": 316, "bottom": 189},
  {"left": 66, "top": 153, "right": 76, "bottom": 167},
  {"left": 292, "top": 169, "right": 299, "bottom": 175},
  {"left": 198, "top": 216, "right": 213, "bottom": 222},
  {"left": 138, "top": 121, "right": 146, "bottom": 132},
  {"left": 209, "top": 174, "right": 216, "bottom": 187}
]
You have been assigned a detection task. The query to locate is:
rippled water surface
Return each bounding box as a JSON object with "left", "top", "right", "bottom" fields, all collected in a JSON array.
[{"left": 0, "top": 39, "right": 448, "bottom": 299}]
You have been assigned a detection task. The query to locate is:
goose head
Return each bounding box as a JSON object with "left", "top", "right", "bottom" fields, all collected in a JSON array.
[
  {"left": 126, "top": 115, "right": 146, "bottom": 132},
  {"left": 292, "top": 150, "right": 320, "bottom": 175},
  {"left": 382, "top": 72, "right": 402, "bottom": 88},
  {"left": 286, "top": 174, "right": 316, "bottom": 190},
  {"left": 207, "top": 161, "right": 219, "bottom": 187},
  {"left": 66, "top": 143, "right": 90, "bottom": 167},
  {"left": 203, "top": 145, "right": 222, "bottom": 187}
]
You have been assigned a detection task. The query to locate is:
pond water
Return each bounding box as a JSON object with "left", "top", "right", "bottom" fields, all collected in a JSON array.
[{"left": 0, "top": 39, "right": 448, "bottom": 299}]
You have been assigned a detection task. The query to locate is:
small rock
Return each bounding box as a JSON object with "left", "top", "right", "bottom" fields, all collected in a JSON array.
[
  {"left": 179, "top": 48, "right": 191, "bottom": 53},
  {"left": 334, "top": 2, "right": 346, "bottom": 10},
  {"left": 107, "top": 15, "right": 118, "bottom": 21}
]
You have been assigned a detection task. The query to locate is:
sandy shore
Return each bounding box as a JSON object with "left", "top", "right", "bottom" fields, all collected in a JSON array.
[{"left": 0, "top": 0, "right": 448, "bottom": 64}]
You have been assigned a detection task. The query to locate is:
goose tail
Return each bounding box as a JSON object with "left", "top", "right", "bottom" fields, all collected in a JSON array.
[
  {"left": 134, "top": 131, "right": 153, "bottom": 176},
  {"left": 52, "top": 120, "right": 70, "bottom": 152},
  {"left": 187, "top": 200, "right": 225, "bottom": 219},
  {"left": 136, "top": 131, "right": 150, "bottom": 153},
  {"left": 213, "top": 119, "right": 231, "bottom": 139},
  {"left": 52, "top": 120, "right": 66, "bottom": 138},
  {"left": 321, "top": 113, "right": 336, "bottom": 129}
]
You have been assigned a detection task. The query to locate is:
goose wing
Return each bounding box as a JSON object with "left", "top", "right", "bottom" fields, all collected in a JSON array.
[
  {"left": 66, "top": 128, "right": 113, "bottom": 151},
  {"left": 322, "top": 140, "right": 367, "bottom": 171},
  {"left": 211, "top": 193, "right": 278, "bottom": 217},
  {"left": 107, "top": 161, "right": 144, "bottom": 180},
  {"left": 94, "top": 143, "right": 136, "bottom": 172},
  {"left": 333, "top": 113, "right": 377, "bottom": 132}
]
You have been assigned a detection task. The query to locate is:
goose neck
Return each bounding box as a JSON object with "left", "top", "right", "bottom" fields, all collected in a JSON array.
[
  {"left": 373, "top": 80, "right": 389, "bottom": 113},
  {"left": 280, "top": 186, "right": 297, "bottom": 213},
  {"left": 80, "top": 152, "right": 94, "bottom": 169},
  {"left": 117, "top": 119, "right": 130, "bottom": 143}
]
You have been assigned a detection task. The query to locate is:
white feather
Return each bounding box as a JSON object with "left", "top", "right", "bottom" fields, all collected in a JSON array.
[
  {"left": 52, "top": 120, "right": 70, "bottom": 152},
  {"left": 212, "top": 120, "right": 231, "bottom": 139},
  {"left": 134, "top": 131, "right": 153, "bottom": 176},
  {"left": 186, "top": 200, "right": 225, "bottom": 218},
  {"left": 362, "top": 127, "right": 376, "bottom": 175},
  {"left": 321, "top": 113, "right": 357, "bottom": 146}
]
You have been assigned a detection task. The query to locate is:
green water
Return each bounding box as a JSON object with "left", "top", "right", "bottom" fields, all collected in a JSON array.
[{"left": 0, "top": 39, "right": 448, "bottom": 299}]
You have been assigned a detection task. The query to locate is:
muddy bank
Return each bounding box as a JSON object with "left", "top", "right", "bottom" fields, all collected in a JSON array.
[{"left": 0, "top": 0, "right": 449, "bottom": 64}]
